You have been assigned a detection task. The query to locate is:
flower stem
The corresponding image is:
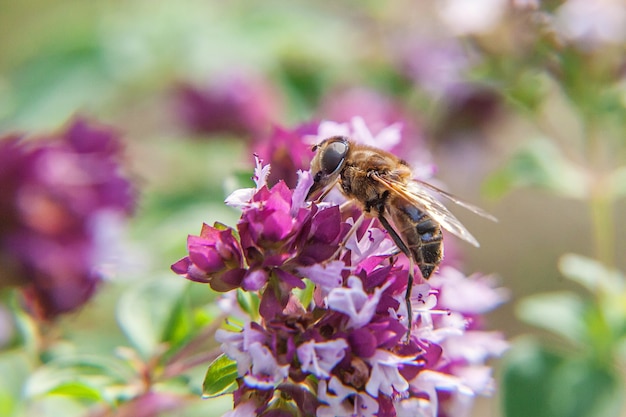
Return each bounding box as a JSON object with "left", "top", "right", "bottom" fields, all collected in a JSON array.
[
  {"left": 585, "top": 117, "right": 616, "bottom": 268},
  {"left": 589, "top": 179, "right": 615, "bottom": 268}
]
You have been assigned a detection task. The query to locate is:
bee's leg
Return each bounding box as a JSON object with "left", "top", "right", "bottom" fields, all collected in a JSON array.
[
  {"left": 377, "top": 214, "right": 415, "bottom": 343},
  {"left": 406, "top": 256, "right": 415, "bottom": 343},
  {"left": 338, "top": 200, "right": 355, "bottom": 212},
  {"left": 331, "top": 210, "right": 367, "bottom": 259}
]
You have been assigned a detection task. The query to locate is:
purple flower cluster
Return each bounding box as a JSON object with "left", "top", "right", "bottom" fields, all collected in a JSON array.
[
  {"left": 174, "top": 73, "right": 283, "bottom": 139},
  {"left": 0, "top": 118, "right": 135, "bottom": 319},
  {"left": 172, "top": 149, "right": 507, "bottom": 416}
]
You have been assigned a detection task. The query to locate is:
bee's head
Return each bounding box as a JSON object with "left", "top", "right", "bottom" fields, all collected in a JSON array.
[{"left": 307, "top": 136, "right": 349, "bottom": 199}]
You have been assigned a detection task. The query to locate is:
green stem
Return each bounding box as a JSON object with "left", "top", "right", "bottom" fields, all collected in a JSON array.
[
  {"left": 589, "top": 185, "right": 614, "bottom": 268},
  {"left": 584, "top": 115, "right": 616, "bottom": 268}
]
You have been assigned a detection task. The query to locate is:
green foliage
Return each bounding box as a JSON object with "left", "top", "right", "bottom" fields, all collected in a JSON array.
[
  {"left": 516, "top": 292, "right": 586, "bottom": 346},
  {"left": 484, "top": 138, "right": 588, "bottom": 199},
  {"left": 503, "top": 340, "right": 623, "bottom": 417},
  {"left": 202, "top": 354, "right": 238, "bottom": 398},
  {"left": 116, "top": 277, "right": 189, "bottom": 359},
  {"left": 236, "top": 289, "right": 260, "bottom": 321},
  {"left": 507, "top": 254, "right": 626, "bottom": 417},
  {"left": 294, "top": 278, "right": 315, "bottom": 308},
  {"left": 0, "top": 351, "right": 31, "bottom": 417},
  {"left": 24, "top": 355, "right": 133, "bottom": 404},
  {"left": 486, "top": 6, "right": 626, "bottom": 415}
]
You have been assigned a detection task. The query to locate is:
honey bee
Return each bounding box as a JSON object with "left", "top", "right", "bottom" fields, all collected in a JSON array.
[{"left": 307, "top": 136, "right": 495, "bottom": 337}]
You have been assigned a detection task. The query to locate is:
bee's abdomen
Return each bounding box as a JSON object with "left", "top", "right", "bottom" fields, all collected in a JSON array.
[{"left": 393, "top": 203, "right": 443, "bottom": 279}]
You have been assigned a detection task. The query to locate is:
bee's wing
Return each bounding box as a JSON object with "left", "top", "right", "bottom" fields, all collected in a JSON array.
[
  {"left": 371, "top": 173, "right": 488, "bottom": 247},
  {"left": 413, "top": 179, "right": 498, "bottom": 222}
]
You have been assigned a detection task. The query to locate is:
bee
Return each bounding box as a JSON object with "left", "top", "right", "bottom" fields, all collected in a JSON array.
[{"left": 307, "top": 136, "right": 496, "bottom": 338}]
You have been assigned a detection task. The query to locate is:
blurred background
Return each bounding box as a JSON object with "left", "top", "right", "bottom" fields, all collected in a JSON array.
[{"left": 1, "top": 1, "right": 626, "bottom": 416}]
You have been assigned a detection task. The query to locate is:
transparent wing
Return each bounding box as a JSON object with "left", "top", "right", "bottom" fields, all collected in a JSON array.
[
  {"left": 371, "top": 173, "right": 494, "bottom": 247},
  {"left": 413, "top": 179, "right": 498, "bottom": 222}
]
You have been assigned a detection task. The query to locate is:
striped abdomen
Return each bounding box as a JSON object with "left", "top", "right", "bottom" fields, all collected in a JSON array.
[{"left": 390, "top": 198, "right": 443, "bottom": 279}]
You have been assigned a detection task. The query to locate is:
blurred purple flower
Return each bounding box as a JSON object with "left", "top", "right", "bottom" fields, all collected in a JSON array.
[
  {"left": 0, "top": 304, "right": 14, "bottom": 348},
  {"left": 400, "top": 40, "right": 502, "bottom": 143},
  {"left": 430, "top": 267, "right": 509, "bottom": 316},
  {"left": 0, "top": 117, "right": 135, "bottom": 319},
  {"left": 401, "top": 40, "right": 473, "bottom": 97},
  {"left": 174, "top": 73, "right": 283, "bottom": 138},
  {"left": 437, "top": 0, "right": 508, "bottom": 36},
  {"left": 555, "top": 0, "right": 626, "bottom": 49},
  {"left": 101, "top": 391, "right": 187, "bottom": 417},
  {"left": 433, "top": 84, "right": 503, "bottom": 142}
]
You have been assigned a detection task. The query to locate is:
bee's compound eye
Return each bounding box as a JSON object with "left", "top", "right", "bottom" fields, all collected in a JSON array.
[{"left": 320, "top": 140, "right": 348, "bottom": 175}]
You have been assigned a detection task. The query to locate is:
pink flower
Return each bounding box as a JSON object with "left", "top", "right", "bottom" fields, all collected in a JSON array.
[
  {"left": 430, "top": 267, "right": 509, "bottom": 315},
  {"left": 222, "top": 401, "right": 257, "bottom": 417},
  {"left": 296, "top": 338, "right": 348, "bottom": 378},
  {"left": 365, "top": 350, "right": 417, "bottom": 397},
  {"left": 172, "top": 117, "right": 508, "bottom": 417},
  {"left": 297, "top": 260, "right": 345, "bottom": 294},
  {"left": 555, "top": 0, "right": 626, "bottom": 48},
  {"left": 171, "top": 224, "right": 245, "bottom": 291},
  {"left": 216, "top": 323, "right": 266, "bottom": 376},
  {"left": 318, "top": 377, "right": 379, "bottom": 417},
  {"left": 312, "top": 116, "right": 402, "bottom": 151},
  {"left": 443, "top": 331, "right": 509, "bottom": 364},
  {"left": 244, "top": 342, "right": 290, "bottom": 389},
  {"left": 326, "top": 276, "right": 390, "bottom": 329},
  {"left": 345, "top": 219, "right": 397, "bottom": 266}
]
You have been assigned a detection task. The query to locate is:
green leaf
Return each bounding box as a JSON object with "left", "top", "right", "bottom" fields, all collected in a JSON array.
[
  {"left": 0, "top": 351, "right": 30, "bottom": 417},
  {"left": 24, "top": 355, "right": 132, "bottom": 403},
  {"left": 294, "top": 279, "right": 315, "bottom": 308},
  {"left": 549, "top": 358, "right": 623, "bottom": 417},
  {"left": 0, "top": 350, "right": 31, "bottom": 395},
  {"left": 483, "top": 138, "right": 588, "bottom": 199},
  {"left": 236, "top": 289, "right": 260, "bottom": 320},
  {"left": 502, "top": 339, "right": 623, "bottom": 417},
  {"left": 516, "top": 292, "right": 585, "bottom": 345},
  {"left": 213, "top": 221, "right": 231, "bottom": 232},
  {"left": 502, "top": 339, "right": 564, "bottom": 417},
  {"left": 161, "top": 286, "right": 194, "bottom": 348},
  {"left": 558, "top": 253, "right": 623, "bottom": 294},
  {"left": 224, "top": 169, "right": 256, "bottom": 196},
  {"left": 116, "top": 276, "right": 188, "bottom": 358},
  {"left": 0, "top": 389, "right": 17, "bottom": 417},
  {"left": 202, "top": 354, "right": 238, "bottom": 398},
  {"left": 558, "top": 254, "right": 626, "bottom": 342},
  {"left": 46, "top": 382, "right": 103, "bottom": 401}
]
